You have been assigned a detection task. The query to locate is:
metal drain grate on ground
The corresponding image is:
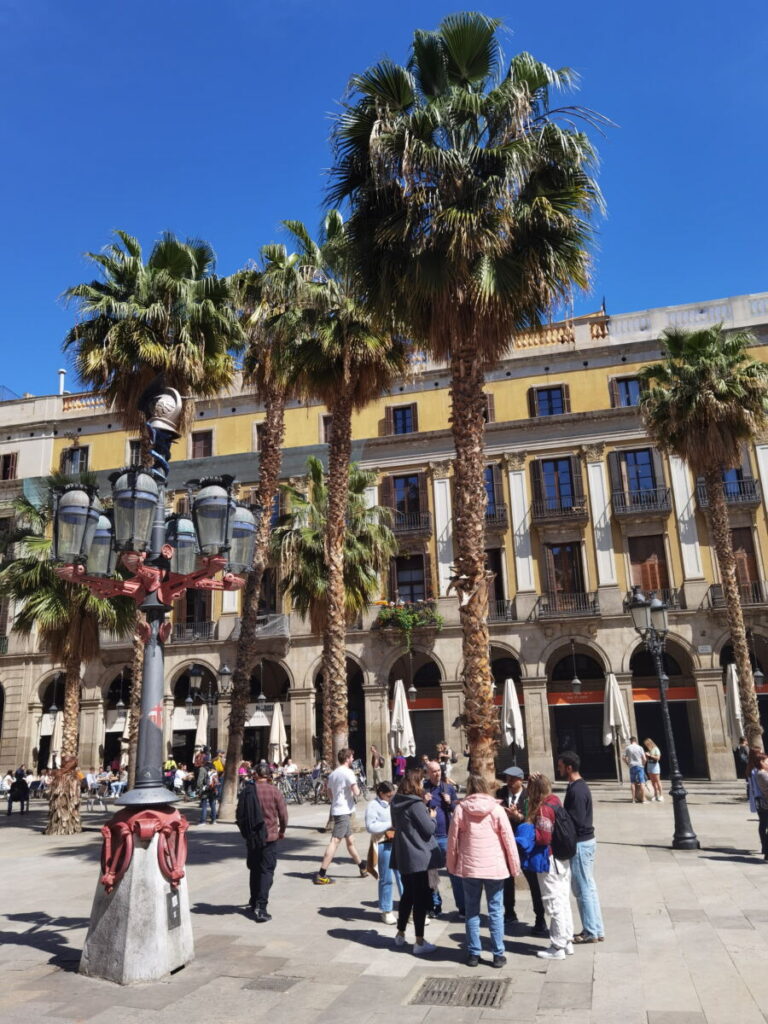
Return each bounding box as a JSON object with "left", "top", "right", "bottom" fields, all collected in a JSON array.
[{"left": 411, "top": 977, "right": 509, "bottom": 1009}]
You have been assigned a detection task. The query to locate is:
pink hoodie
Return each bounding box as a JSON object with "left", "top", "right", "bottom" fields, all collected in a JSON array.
[{"left": 446, "top": 793, "right": 521, "bottom": 880}]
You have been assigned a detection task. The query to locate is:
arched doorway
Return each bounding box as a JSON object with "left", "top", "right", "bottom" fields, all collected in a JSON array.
[
  {"left": 548, "top": 646, "right": 614, "bottom": 778},
  {"left": 388, "top": 652, "right": 442, "bottom": 763},
  {"left": 631, "top": 642, "right": 705, "bottom": 777},
  {"left": 103, "top": 667, "right": 131, "bottom": 769},
  {"left": 171, "top": 665, "right": 218, "bottom": 767},
  {"left": 37, "top": 674, "right": 65, "bottom": 772},
  {"left": 244, "top": 660, "right": 291, "bottom": 765},
  {"left": 490, "top": 647, "right": 527, "bottom": 774},
  {"left": 314, "top": 658, "right": 366, "bottom": 764}
]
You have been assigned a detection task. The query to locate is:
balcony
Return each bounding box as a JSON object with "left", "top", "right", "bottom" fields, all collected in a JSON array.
[
  {"left": 707, "top": 581, "right": 768, "bottom": 609},
  {"left": 531, "top": 498, "right": 589, "bottom": 526},
  {"left": 612, "top": 487, "right": 672, "bottom": 518},
  {"left": 99, "top": 629, "right": 134, "bottom": 648},
  {"left": 624, "top": 588, "right": 685, "bottom": 611},
  {"left": 488, "top": 599, "right": 516, "bottom": 622},
  {"left": 390, "top": 510, "right": 433, "bottom": 538},
  {"left": 172, "top": 620, "right": 216, "bottom": 643},
  {"left": 231, "top": 613, "right": 291, "bottom": 641},
  {"left": 485, "top": 504, "right": 509, "bottom": 532},
  {"left": 536, "top": 591, "right": 599, "bottom": 619},
  {"left": 696, "top": 478, "right": 762, "bottom": 510}
]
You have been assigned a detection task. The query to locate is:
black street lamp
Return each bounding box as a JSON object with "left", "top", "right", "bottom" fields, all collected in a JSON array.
[
  {"left": 187, "top": 663, "right": 235, "bottom": 750},
  {"left": 628, "top": 585, "right": 699, "bottom": 850},
  {"left": 569, "top": 638, "right": 582, "bottom": 694}
]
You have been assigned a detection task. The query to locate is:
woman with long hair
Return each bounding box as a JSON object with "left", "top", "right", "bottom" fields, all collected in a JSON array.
[
  {"left": 516, "top": 774, "right": 574, "bottom": 960},
  {"left": 447, "top": 774, "right": 520, "bottom": 968},
  {"left": 365, "top": 780, "right": 402, "bottom": 924},
  {"left": 643, "top": 738, "right": 663, "bottom": 801},
  {"left": 390, "top": 769, "right": 438, "bottom": 955}
]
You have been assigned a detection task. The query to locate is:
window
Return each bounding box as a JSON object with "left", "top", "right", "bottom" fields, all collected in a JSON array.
[
  {"left": 321, "top": 415, "right": 333, "bottom": 444},
  {"left": 610, "top": 377, "right": 641, "bottom": 408},
  {"left": 61, "top": 445, "right": 89, "bottom": 474},
  {"left": 128, "top": 440, "right": 142, "bottom": 467},
  {"left": 628, "top": 535, "right": 669, "bottom": 593},
  {"left": 255, "top": 423, "right": 266, "bottom": 452},
  {"left": 392, "top": 554, "right": 428, "bottom": 603},
  {"left": 542, "top": 542, "right": 585, "bottom": 594},
  {"left": 393, "top": 474, "right": 421, "bottom": 514},
  {"left": 483, "top": 393, "right": 496, "bottom": 424},
  {"left": 385, "top": 403, "right": 419, "bottom": 435},
  {"left": 191, "top": 430, "right": 212, "bottom": 459},
  {"left": 624, "top": 449, "right": 656, "bottom": 495},
  {"left": 527, "top": 385, "right": 570, "bottom": 417},
  {"left": 723, "top": 467, "right": 745, "bottom": 499},
  {"left": 608, "top": 448, "right": 664, "bottom": 506},
  {"left": 0, "top": 453, "right": 17, "bottom": 480},
  {"left": 483, "top": 465, "right": 503, "bottom": 514},
  {"left": 542, "top": 458, "right": 575, "bottom": 510}
]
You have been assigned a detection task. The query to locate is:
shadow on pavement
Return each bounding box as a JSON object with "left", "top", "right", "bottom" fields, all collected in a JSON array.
[
  {"left": 316, "top": 904, "right": 380, "bottom": 923},
  {"left": 191, "top": 902, "right": 251, "bottom": 918},
  {"left": 3, "top": 911, "right": 88, "bottom": 971},
  {"left": 326, "top": 926, "right": 467, "bottom": 963}
]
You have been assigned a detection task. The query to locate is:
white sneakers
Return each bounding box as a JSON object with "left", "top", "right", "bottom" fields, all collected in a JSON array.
[
  {"left": 394, "top": 933, "right": 406, "bottom": 946},
  {"left": 381, "top": 911, "right": 397, "bottom": 925},
  {"left": 413, "top": 941, "right": 437, "bottom": 955},
  {"left": 537, "top": 943, "right": 574, "bottom": 960}
]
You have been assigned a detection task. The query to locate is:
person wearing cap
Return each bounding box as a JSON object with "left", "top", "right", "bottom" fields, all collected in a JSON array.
[{"left": 495, "top": 767, "right": 546, "bottom": 935}]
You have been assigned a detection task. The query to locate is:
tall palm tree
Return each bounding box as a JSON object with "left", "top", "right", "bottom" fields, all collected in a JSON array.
[
  {"left": 285, "top": 214, "right": 409, "bottom": 756},
  {"left": 63, "top": 230, "right": 244, "bottom": 785},
  {"left": 218, "top": 246, "right": 307, "bottom": 821},
  {"left": 640, "top": 326, "right": 768, "bottom": 749},
  {"left": 273, "top": 456, "right": 397, "bottom": 759},
  {"left": 0, "top": 481, "right": 135, "bottom": 834},
  {"left": 329, "top": 13, "right": 605, "bottom": 778}
]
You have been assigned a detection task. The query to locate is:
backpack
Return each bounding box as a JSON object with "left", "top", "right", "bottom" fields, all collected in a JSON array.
[{"left": 550, "top": 803, "right": 578, "bottom": 861}]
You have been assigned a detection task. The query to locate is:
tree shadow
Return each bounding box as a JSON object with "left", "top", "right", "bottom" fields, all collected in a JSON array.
[{"left": 3, "top": 911, "right": 88, "bottom": 971}]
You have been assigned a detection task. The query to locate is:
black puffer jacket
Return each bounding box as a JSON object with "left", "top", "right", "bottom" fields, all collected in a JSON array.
[{"left": 391, "top": 792, "right": 437, "bottom": 874}]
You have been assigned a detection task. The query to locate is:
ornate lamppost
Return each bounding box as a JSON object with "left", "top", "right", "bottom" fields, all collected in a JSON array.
[
  {"left": 628, "top": 585, "right": 699, "bottom": 850},
  {"left": 52, "top": 385, "right": 257, "bottom": 984},
  {"left": 185, "top": 662, "right": 234, "bottom": 751}
]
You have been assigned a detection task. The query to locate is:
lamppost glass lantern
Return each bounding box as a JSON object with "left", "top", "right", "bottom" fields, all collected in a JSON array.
[
  {"left": 87, "top": 513, "right": 117, "bottom": 577},
  {"left": 407, "top": 680, "right": 418, "bottom": 703},
  {"left": 191, "top": 478, "right": 235, "bottom": 556},
  {"left": 650, "top": 594, "right": 669, "bottom": 634},
  {"left": 166, "top": 514, "right": 198, "bottom": 575},
  {"left": 188, "top": 663, "right": 203, "bottom": 690},
  {"left": 227, "top": 504, "right": 258, "bottom": 574},
  {"left": 53, "top": 485, "right": 102, "bottom": 564},
  {"left": 218, "top": 663, "right": 233, "bottom": 697},
  {"left": 570, "top": 639, "right": 582, "bottom": 694},
  {"left": 629, "top": 585, "right": 651, "bottom": 632},
  {"left": 110, "top": 469, "right": 159, "bottom": 552}
]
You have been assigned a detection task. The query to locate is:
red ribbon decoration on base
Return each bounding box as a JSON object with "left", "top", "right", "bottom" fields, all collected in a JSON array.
[{"left": 99, "top": 807, "right": 189, "bottom": 894}]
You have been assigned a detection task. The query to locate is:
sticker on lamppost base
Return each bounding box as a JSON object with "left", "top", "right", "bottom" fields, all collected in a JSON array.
[{"left": 167, "top": 890, "right": 181, "bottom": 930}]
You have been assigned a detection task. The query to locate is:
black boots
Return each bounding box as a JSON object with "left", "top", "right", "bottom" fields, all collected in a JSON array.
[{"left": 253, "top": 904, "right": 272, "bottom": 923}]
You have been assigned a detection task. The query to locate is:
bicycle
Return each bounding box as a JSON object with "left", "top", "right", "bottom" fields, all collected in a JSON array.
[
  {"left": 276, "top": 773, "right": 302, "bottom": 804},
  {"left": 351, "top": 759, "right": 369, "bottom": 801}
]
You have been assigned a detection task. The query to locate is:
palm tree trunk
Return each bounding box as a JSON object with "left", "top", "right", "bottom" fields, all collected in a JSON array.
[
  {"left": 704, "top": 469, "right": 763, "bottom": 749},
  {"left": 126, "top": 623, "right": 144, "bottom": 789},
  {"left": 45, "top": 651, "right": 82, "bottom": 835},
  {"left": 450, "top": 344, "right": 498, "bottom": 782},
  {"left": 324, "top": 388, "right": 354, "bottom": 758},
  {"left": 219, "top": 385, "right": 287, "bottom": 821}
]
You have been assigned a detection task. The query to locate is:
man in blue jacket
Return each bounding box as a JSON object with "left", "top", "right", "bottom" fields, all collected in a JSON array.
[{"left": 423, "top": 760, "right": 464, "bottom": 918}]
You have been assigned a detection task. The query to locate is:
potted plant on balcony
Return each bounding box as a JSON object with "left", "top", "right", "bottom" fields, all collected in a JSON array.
[{"left": 372, "top": 599, "right": 444, "bottom": 651}]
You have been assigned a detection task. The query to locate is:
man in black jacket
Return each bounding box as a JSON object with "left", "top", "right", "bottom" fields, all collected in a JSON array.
[
  {"left": 495, "top": 767, "right": 546, "bottom": 934},
  {"left": 236, "top": 766, "right": 288, "bottom": 922},
  {"left": 558, "top": 750, "right": 604, "bottom": 943}
]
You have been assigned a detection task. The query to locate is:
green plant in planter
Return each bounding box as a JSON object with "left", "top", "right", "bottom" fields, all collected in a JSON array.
[{"left": 373, "top": 599, "right": 444, "bottom": 652}]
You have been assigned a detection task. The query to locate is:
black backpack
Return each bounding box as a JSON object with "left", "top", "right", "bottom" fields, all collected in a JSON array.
[{"left": 550, "top": 804, "right": 578, "bottom": 860}]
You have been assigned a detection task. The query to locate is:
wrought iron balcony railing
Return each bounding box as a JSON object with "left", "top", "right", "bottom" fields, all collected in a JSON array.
[
  {"left": 707, "top": 581, "right": 767, "bottom": 609},
  {"left": 697, "top": 478, "right": 761, "bottom": 508},
  {"left": 612, "top": 487, "right": 672, "bottom": 517},
  {"left": 172, "top": 620, "right": 216, "bottom": 642},
  {"left": 531, "top": 498, "right": 589, "bottom": 523},
  {"left": 623, "top": 587, "right": 684, "bottom": 611},
  {"left": 484, "top": 504, "right": 509, "bottom": 531},
  {"left": 390, "top": 510, "right": 433, "bottom": 537},
  {"left": 536, "top": 591, "right": 599, "bottom": 618},
  {"left": 488, "top": 599, "right": 516, "bottom": 622}
]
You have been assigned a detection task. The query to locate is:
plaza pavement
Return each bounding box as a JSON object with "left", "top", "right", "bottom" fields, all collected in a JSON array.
[{"left": 1, "top": 779, "right": 767, "bottom": 1024}]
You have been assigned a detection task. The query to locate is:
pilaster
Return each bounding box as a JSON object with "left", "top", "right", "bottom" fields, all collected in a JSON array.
[
  {"left": 440, "top": 679, "right": 465, "bottom": 758},
  {"left": 429, "top": 462, "right": 454, "bottom": 597},
  {"left": 694, "top": 668, "right": 736, "bottom": 780},
  {"left": 79, "top": 697, "right": 103, "bottom": 770},
  {"left": 289, "top": 687, "right": 316, "bottom": 769},
  {"left": 503, "top": 452, "right": 535, "bottom": 600},
  {"left": 521, "top": 676, "right": 553, "bottom": 775}
]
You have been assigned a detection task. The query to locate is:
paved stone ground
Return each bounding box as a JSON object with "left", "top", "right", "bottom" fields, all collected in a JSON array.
[{"left": 1, "top": 780, "right": 767, "bottom": 1024}]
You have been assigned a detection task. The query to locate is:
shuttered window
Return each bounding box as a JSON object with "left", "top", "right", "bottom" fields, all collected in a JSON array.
[
  {"left": 389, "top": 553, "right": 430, "bottom": 602},
  {"left": 531, "top": 456, "right": 583, "bottom": 510},
  {"left": 483, "top": 393, "right": 496, "bottom": 423},
  {"left": 608, "top": 448, "right": 664, "bottom": 495},
  {"left": 321, "top": 415, "right": 333, "bottom": 443},
  {"left": 609, "top": 377, "right": 641, "bottom": 408},
  {"left": 385, "top": 403, "right": 419, "bottom": 435},
  {"left": 191, "top": 430, "right": 212, "bottom": 459},
  {"left": 527, "top": 385, "right": 571, "bottom": 417},
  {"left": 731, "top": 527, "right": 759, "bottom": 585},
  {"left": 483, "top": 464, "right": 503, "bottom": 512},
  {"left": 128, "top": 440, "right": 142, "bottom": 467},
  {"left": 628, "top": 535, "right": 669, "bottom": 592},
  {"left": 0, "top": 452, "right": 18, "bottom": 480},
  {"left": 60, "top": 446, "right": 89, "bottom": 474},
  {"left": 542, "top": 542, "right": 585, "bottom": 595}
]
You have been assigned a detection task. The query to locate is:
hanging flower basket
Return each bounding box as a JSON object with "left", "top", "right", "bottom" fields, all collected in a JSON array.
[{"left": 372, "top": 599, "right": 444, "bottom": 651}]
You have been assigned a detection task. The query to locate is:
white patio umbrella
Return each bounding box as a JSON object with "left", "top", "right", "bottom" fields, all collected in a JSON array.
[
  {"left": 725, "top": 664, "right": 745, "bottom": 750},
  {"left": 603, "top": 672, "right": 630, "bottom": 783},
  {"left": 268, "top": 702, "right": 288, "bottom": 764},
  {"left": 501, "top": 677, "right": 525, "bottom": 753},
  {"left": 48, "top": 712, "right": 63, "bottom": 770},
  {"left": 194, "top": 702, "right": 209, "bottom": 751},
  {"left": 389, "top": 679, "right": 416, "bottom": 758}
]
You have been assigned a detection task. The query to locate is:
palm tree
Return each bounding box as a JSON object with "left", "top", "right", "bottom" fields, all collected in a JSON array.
[
  {"left": 0, "top": 481, "right": 135, "bottom": 834},
  {"left": 329, "top": 12, "right": 605, "bottom": 778},
  {"left": 218, "top": 246, "right": 307, "bottom": 821},
  {"left": 63, "top": 230, "right": 244, "bottom": 785},
  {"left": 273, "top": 456, "right": 397, "bottom": 758},
  {"left": 284, "top": 214, "right": 409, "bottom": 756},
  {"left": 640, "top": 326, "right": 768, "bottom": 749}
]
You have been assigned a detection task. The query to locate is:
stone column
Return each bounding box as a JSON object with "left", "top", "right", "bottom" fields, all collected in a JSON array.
[
  {"left": 522, "top": 676, "right": 553, "bottom": 775},
  {"left": 669, "top": 455, "right": 707, "bottom": 605},
  {"left": 289, "top": 686, "right": 316, "bottom": 769},
  {"left": 27, "top": 702, "right": 43, "bottom": 770},
  {"left": 79, "top": 697, "right": 103, "bottom": 769},
  {"left": 429, "top": 462, "right": 454, "bottom": 597},
  {"left": 693, "top": 668, "right": 734, "bottom": 781},
  {"left": 440, "top": 679, "right": 465, "bottom": 759},
  {"left": 504, "top": 452, "right": 537, "bottom": 619},
  {"left": 363, "top": 681, "right": 391, "bottom": 779},
  {"left": 583, "top": 444, "right": 623, "bottom": 615}
]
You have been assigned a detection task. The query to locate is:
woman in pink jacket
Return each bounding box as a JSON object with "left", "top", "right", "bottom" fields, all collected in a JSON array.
[{"left": 447, "top": 775, "right": 521, "bottom": 967}]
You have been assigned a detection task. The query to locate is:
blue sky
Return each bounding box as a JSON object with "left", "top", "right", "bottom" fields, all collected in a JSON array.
[{"left": 0, "top": 0, "right": 765, "bottom": 398}]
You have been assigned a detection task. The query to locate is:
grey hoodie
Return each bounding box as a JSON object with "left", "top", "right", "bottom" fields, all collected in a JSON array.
[{"left": 391, "top": 792, "right": 438, "bottom": 874}]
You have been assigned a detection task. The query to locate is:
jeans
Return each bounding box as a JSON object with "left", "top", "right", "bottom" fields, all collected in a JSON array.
[
  {"left": 431, "top": 836, "right": 466, "bottom": 914},
  {"left": 570, "top": 839, "right": 604, "bottom": 938},
  {"left": 758, "top": 808, "right": 768, "bottom": 856},
  {"left": 377, "top": 841, "right": 403, "bottom": 912},
  {"left": 397, "top": 871, "right": 432, "bottom": 937},
  {"left": 538, "top": 858, "right": 574, "bottom": 950},
  {"left": 462, "top": 878, "right": 505, "bottom": 957},
  {"left": 200, "top": 795, "right": 218, "bottom": 824},
  {"left": 247, "top": 840, "right": 278, "bottom": 909}
]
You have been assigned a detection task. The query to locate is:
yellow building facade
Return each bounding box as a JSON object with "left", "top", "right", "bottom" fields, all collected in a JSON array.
[{"left": 1, "top": 290, "right": 768, "bottom": 780}]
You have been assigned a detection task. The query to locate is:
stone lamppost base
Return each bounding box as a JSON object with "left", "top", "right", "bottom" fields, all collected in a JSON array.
[{"left": 79, "top": 831, "right": 194, "bottom": 985}]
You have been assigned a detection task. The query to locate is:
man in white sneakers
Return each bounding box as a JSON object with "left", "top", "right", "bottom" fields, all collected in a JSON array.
[
  {"left": 624, "top": 736, "right": 648, "bottom": 804},
  {"left": 314, "top": 748, "right": 367, "bottom": 885}
]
